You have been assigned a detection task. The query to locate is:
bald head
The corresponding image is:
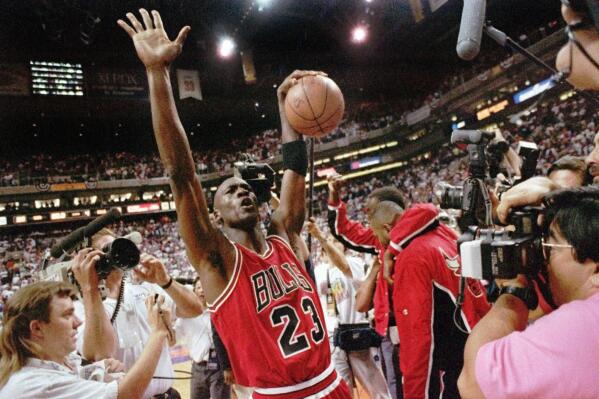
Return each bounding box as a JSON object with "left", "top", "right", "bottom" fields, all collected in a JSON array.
[
  {"left": 213, "top": 176, "right": 259, "bottom": 230},
  {"left": 370, "top": 201, "right": 403, "bottom": 245}
]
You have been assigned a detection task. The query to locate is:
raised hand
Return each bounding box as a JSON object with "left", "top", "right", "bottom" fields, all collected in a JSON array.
[
  {"left": 277, "top": 70, "right": 327, "bottom": 140},
  {"left": 133, "top": 253, "right": 170, "bottom": 287},
  {"left": 306, "top": 217, "right": 323, "bottom": 240},
  {"left": 118, "top": 9, "right": 190, "bottom": 69}
]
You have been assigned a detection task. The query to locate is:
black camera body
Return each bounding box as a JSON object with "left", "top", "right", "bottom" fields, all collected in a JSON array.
[
  {"left": 438, "top": 130, "right": 495, "bottom": 231},
  {"left": 234, "top": 154, "right": 276, "bottom": 204},
  {"left": 459, "top": 207, "right": 544, "bottom": 280},
  {"left": 95, "top": 237, "right": 140, "bottom": 278},
  {"left": 439, "top": 130, "right": 544, "bottom": 281}
]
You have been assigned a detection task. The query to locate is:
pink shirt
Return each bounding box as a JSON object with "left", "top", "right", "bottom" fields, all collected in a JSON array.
[{"left": 475, "top": 292, "right": 599, "bottom": 399}]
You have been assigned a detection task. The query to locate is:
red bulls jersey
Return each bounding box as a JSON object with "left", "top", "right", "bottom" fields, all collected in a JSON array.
[{"left": 209, "top": 235, "right": 343, "bottom": 398}]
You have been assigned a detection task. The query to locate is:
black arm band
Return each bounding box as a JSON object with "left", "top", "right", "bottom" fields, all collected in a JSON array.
[{"left": 282, "top": 140, "right": 308, "bottom": 176}]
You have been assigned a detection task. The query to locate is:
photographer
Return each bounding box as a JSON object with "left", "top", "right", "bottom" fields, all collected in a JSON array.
[
  {"left": 72, "top": 228, "right": 203, "bottom": 399},
  {"left": 458, "top": 187, "right": 599, "bottom": 399},
  {"left": 547, "top": 155, "right": 590, "bottom": 188},
  {"left": 369, "top": 201, "right": 490, "bottom": 399},
  {"left": 0, "top": 281, "right": 170, "bottom": 399}
]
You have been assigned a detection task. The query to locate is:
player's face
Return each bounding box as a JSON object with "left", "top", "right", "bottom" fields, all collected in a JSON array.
[
  {"left": 556, "top": 4, "right": 599, "bottom": 90},
  {"left": 586, "top": 133, "right": 599, "bottom": 184},
  {"left": 364, "top": 197, "right": 379, "bottom": 226},
  {"left": 214, "top": 177, "right": 260, "bottom": 230},
  {"left": 370, "top": 217, "right": 390, "bottom": 246}
]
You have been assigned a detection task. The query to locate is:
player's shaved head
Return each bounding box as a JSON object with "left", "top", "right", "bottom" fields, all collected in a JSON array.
[
  {"left": 370, "top": 201, "right": 403, "bottom": 245},
  {"left": 372, "top": 201, "right": 403, "bottom": 226}
]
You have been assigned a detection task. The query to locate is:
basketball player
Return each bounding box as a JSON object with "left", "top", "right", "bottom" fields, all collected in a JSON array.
[{"left": 118, "top": 9, "right": 351, "bottom": 399}]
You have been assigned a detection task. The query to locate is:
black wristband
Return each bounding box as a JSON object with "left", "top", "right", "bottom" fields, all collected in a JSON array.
[
  {"left": 498, "top": 285, "right": 538, "bottom": 310},
  {"left": 160, "top": 276, "right": 173, "bottom": 290},
  {"left": 282, "top": 140, "right": 308, "bottom": 176}
]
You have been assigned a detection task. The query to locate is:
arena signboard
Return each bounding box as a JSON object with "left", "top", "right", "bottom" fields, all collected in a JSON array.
[{"left": 88, "top": 68, "right": 147, "bottom": 98}]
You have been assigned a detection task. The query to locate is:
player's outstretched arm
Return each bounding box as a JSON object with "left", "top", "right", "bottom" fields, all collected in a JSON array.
[
  {"left": 118, "top": 10, "right": 234, "bottom": 300},
  {"left": 270, "top": 71, "right": 325, "bottom": 257}
]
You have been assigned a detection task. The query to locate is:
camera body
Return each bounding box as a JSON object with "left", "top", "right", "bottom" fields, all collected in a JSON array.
[
  {"left": 234, "top": 154, "right": 276, "bottom": 203},
  {"left": 439, "top": 130, "right": 544, "bottom": 281},
  {"left": 39, "top": 236, "right": 140, "bottom": 282}
]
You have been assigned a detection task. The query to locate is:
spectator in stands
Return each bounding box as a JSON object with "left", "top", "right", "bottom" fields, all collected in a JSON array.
[
  {"left": 458, "top": 187, "right": 599, "bottom": 399},
  {"left": 308, "top": 218, "right": 391, "bottom": 399},
  {"left": 174, "top": 278, "right": 230, "bottom": 399},
  {"left": 369, "top": 200, "right": 489, "bottom": 399},
  {"left": 0, "top": 281, "right": 170, "bottom": 399},
  {"left": 547, "top": 155, "right": 589, "bottom": 187},
  {"left": 72, "top": 228, "right": 203, "bottom": 399},
  {"left": 585, "top": 132, "right": 599, "bottom": 184}
]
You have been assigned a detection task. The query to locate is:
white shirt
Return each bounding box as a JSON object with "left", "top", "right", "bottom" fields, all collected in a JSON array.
[
  {"left": 314, "top": 256, "right": 368, "bottom": 335},
  {"left": 174, "top": 311, "right": 213, "bottom": 363},
  {"left": 0, "top": 353, "right": 118, "bottom": 399},
  {"left": 74, "top": 281, "right": 175, "bottom": 398}
]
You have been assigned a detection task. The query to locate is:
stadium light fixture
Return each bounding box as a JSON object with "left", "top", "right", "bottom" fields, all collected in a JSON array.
[
  {"left": 352, "top": 26, "right": 368, "bottom": 44},
  {"left": 218, "top": 37, "right": 236, "bottom": 58}
]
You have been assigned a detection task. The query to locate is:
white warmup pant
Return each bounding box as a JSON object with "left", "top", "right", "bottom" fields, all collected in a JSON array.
[{"left": 331, "top": 345, "right": 392, "bottom": 399}]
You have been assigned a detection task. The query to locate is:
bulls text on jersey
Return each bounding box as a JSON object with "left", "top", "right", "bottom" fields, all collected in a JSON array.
[{"left": 251, "top": 262, "right": 313, "bottom": 313}]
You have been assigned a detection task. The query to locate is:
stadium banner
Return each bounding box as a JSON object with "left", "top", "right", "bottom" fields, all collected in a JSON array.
[
  {"left": 177, "top": 69, "right": 203, "bottom": 100},
  {"left": 428, "top": 0, "right": 448, "bottom": 12},
  {"left": 88, "top": 68, "right": 147, "bottom": 98},
  {"left": 406, "top": 104, "right": 431, "bottom": 126},
  {"left": 0, "top": 63, "right": 30, "bottom": 96},
  {"left": 50, "top": 182, "right": 87, "bottom": 192},
  {"left": 241, "top": 50, "right": 257, "bottom": 84},
  {"left": 409, "top": 0, "right": 425, "bottom": 23}
]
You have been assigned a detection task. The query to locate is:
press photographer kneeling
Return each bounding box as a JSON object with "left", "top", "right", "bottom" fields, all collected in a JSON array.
[
  {"left": 0, "top": 281, "right": 171, "bottom": 399},
  {"left": 458, "top": 187, "right": 599, "bottom": 399}
]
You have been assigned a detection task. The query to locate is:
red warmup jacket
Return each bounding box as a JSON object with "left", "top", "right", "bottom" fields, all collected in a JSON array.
[
  {"left": 387, "top": 204, "right": 491, "bottom": 399},
  {"left": 327, "top": 200, "right": 390, "bottom": 336}
]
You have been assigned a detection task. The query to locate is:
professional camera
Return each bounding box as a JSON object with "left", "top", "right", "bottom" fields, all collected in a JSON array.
[
  {"left": 437, "top": 131, "right": 540, "bottom": 229},
  {"left": 436, "top": 130, "right": 496, "bottom": 230},
  {"left": 234, "top": 153, "right": 276, "bottom": 203},
  {"left": 94, "top": 237, "right": 140, "bottom": 278},
  {"left": 39, "top": 235, "right": 140, "bottom": 283},
  {"left": 437, "top": 130, "right": 544, "bottom": 281}
]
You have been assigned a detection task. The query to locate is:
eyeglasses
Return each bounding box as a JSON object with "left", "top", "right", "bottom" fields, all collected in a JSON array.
[
  {"left": 560, "top": 19, "right": 599, "bottom": 81},
  {"left": 541, "top": 237, "right": 574, "bottom": 261}
]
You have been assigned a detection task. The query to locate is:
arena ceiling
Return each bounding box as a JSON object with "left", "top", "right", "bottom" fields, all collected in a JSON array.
[{"left": 0, "top": 0, "right": 560, "bottom": 154}]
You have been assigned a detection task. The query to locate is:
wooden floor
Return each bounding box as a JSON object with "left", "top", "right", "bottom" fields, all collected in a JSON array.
[
  {"left": 170, "top": 344, "right": 370, "bottom": 399},
  {"left": 171, "top": 359, "right": 370, "bottom": 399}
]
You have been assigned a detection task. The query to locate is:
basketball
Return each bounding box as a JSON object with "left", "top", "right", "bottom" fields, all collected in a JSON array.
[{"left": 284, "top": 75, "right": 345, "bottom": 137}]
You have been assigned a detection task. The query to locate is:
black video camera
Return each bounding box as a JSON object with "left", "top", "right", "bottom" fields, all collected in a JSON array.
[
  {"left": 438, "top": 130, "right": 544, "bottom": 281},
  {"left": 95, "top": 237, "right": 140, "bottom": 278},
  {"left": 437, "top": 130, "right": 496, "bottom": 231},
  {"left": 234, "top": 154, "right": 276, "bottom": 203}
]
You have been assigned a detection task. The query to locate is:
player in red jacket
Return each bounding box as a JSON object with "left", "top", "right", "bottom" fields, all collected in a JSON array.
[
  {"left": 119, "top": 10, "right": 350, "bottom": 399},
  {"left": 327, "top": 178, "right": 406, "bottom": 398},
  {"left": 371, "top": 201, "right": 490, "bottom": 399}
]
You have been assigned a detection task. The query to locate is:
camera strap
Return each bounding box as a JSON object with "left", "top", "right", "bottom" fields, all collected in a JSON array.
[{"left": 110, "top": 278, "right": 125, "bottom": 324}]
